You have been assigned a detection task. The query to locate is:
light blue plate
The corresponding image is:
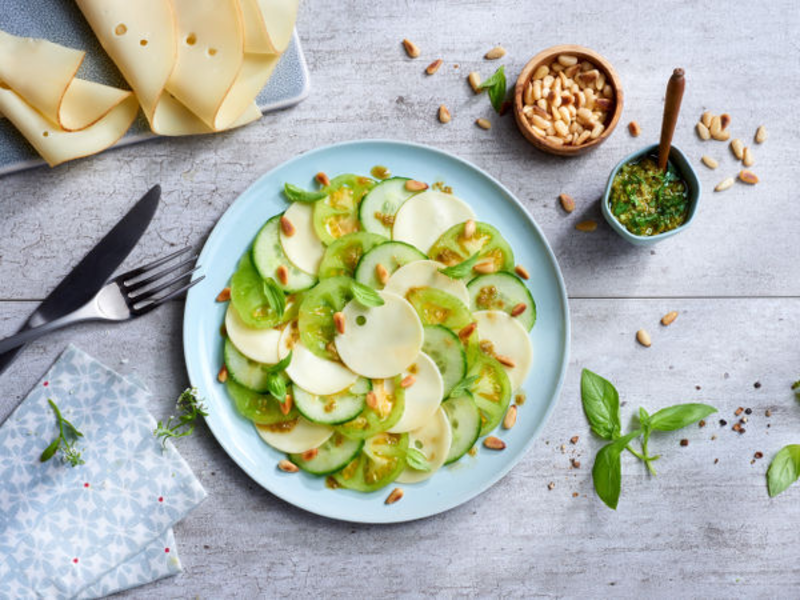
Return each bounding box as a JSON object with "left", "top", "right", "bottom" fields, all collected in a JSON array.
[
  {"left": 183, "top": 140, "right": 570, "bottom": 523},
  {"left": 0, "top": 0, "right": 310, "bottom": 176}
]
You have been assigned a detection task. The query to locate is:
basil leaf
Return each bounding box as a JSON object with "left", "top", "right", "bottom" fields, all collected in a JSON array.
[
  {"left": 40, "top": 437, "right": 61, "bottom": 463},
  {"left": 580, "top": 369, "right": 621, "bottom": 440},
  {"left": 439, "top": 252, "right": 482, "bottom": 280},
  {"left": 476, "top": 65, "right": 507, "bottom": 113},
  {"left": 351, "top": 281, "right": 385, "bottom": 307},
  {"left": 592, "top": 429, "right": 641, "bottom": 510},
  {"left": 638, "top": 407, "right": 650, "bottom": 430},
  {"left": 648, "top": 403, "right": 717, "bottom": 432},
  {"left": 767, "top": 444, "right": 800, "bottom": 497},
  {"left": 448, "top": 375, "right": 479, "bottom": 399},
  {"left": 266, "top": 372, "right": 287, "bottom": 402},
  {"left": 283, "top": 183, "right": 327, "bottom": 203},
  {"left": 262, "top": 277, "right": 286, "bottom": 319},
  {"left": 263, "top": 351, "right": 292, "bottom": 374},
  {"left": 406, "top": 447, "right": 432, "bottom": 472}
]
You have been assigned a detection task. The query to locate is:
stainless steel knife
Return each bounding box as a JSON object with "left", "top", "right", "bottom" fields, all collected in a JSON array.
[{"left": 0, "top": 184, "right": 161, "bottom": 375}]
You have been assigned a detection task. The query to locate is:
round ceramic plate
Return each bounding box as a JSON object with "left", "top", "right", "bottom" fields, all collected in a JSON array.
[{"left": 183, "top": 140, "right": 570, "bottom": 523}]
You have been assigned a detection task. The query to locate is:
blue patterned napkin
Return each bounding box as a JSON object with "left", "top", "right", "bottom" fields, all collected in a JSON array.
[{"left": 0, "top": 345, "right": 207, "bottom": 599}]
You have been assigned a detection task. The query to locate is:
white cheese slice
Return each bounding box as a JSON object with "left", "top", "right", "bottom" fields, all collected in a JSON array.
[
  {"left": 255, "top": 418, "right": 333, "bottom": 454},
  {"left": 388, "top": 352, "right": 444, "bottom": 433},
  {"left": 278, "top": 323, "right": 358, "bottom": 395},
  {"left": 240, "top": 0, "right": 299, "bottom": 54},
  {"left": 384, "top": 260, "right": 469, "bottom": 305},
  {"left": 474, "top": 310, "right": 533, "bottom": 392},
  {"left": 396, "top": 406, "right": 452, "bottom": 484},
  {"left": 224, "top": 304, "right": 281, "bottom": 364},
  {"left": 392, "top": 190, "right": 476, "bottom": 253},
  {"left": 280, "top": 202, "right": 325, "bottom": 275},
  {"left": 334, "top": 291, "right": 423, "bottom": 379}
]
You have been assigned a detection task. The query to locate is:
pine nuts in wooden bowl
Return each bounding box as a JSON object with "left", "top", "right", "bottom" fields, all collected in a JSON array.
[{"left": 514, "top": 45, "right": 624, "bottom": 156}]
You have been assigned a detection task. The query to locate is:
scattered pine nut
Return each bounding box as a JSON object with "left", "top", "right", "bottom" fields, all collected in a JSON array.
[
  {"left": 571, "top": 458, "right": 581, "bottom": 468},
  {"left": 426, "top": 59, "right": 443, "bottom": 75},
  {"left": 547, "top": 481, "right": 555, "bottom": 490},
  {"left": 503, "top": 405, "right": 517, "bottom": 429},
  {"left": 701, "top": 111, "right": 714, "bottom": 128},
  {"left": 735, "top": 407, "right": 744, "bottom": 416},
  {"left": 511, "top": 303, "right": 527, "bottom": 317},
  {"left": 217, "top": 364, "right": 228, "bottom": 383},
  {"left": 333, "top": 311, "right": 346, "bottom": 335},
  {"left": 402, "top": 39, "right": 420, "bottom": 58},
  {"left": 712, "top": 129, "right": 731, "bottom": 142},
  {"left": 495, "top": 354, "right": 516, "bottom": 368},
  {"left": 278, "top": 460, "right": 299, "bottom": 473},
  {"left": 570, "top": 435, "right": 579, "bottom": 444},
  {"left": 405, "top": 180, "right": 429, "bottom": 192},
  {"left": 216, "top": 287, "right": 231, "bottom": 302},
  {"left": 280, "top": 394, "right": 293, "bottom": 416},
  {"left": 276, "top": 265, "right": 289, "bottom": 285},
  {"left": 714, "top": 177, "right": 734, "bottom": 192},
  {"left": 385, "top": 487, "right": 404, "bottom": 504},
  {"left": 680, "top": 439, "right": 689, "bottom": 447},
  {"left": 400, "top": 375, "right": 416, "bottom": 389},
  {"left": 514, "top": 264, "right": 530, "bottom": 280},
  {"left": 743, "top": 147, "right": 755, "bottom": 167},
  {"left": 280, "top": 215, "right": 296, "bottom": 237},
  {"left": 661, "top": 311, "right": 679, "bottom": 326},
  {"left": 720, "top": 113, "right": 731, "bottom": 130},
  {"left": 458, "top": 322, "right": 477, "bottom": 340},
  {"left": 484, "top": 436, "right": 506, "bottom": 450},
  {"left": 755, "top": 125, "right": 767, "bottom": 144},
  {"left": 485, "top": 46, "right": 506, "bottom": 60},
  {"left": 575, "top": 220, "right": 597, "bottom": 232},
  {"left": 301, "top": 448, "right": 318, "bottom": 461},
  {"left": 366, "top": 391, "right": 378, "bottom": 410},
  {"left": 475, "top": 118, "right": 491, "bottom": 130},
  {"left": 559, "top": 193, "right": 576, "bottom": 213},
  {"left": 628, "top": 121, "right": 641, "bottom": 137},
  {"left": 636, "top": 329, "right": 652, "bottom": 347},
  {"left": 473, "top": 260, "right": 496, "bottom": 274},
  {"left": 739, "top": 170, "right": 759, "bottom": 185},
  {"left": 438, "top": 104, "right": 451, "bottom": 124},
  {"left": 696, "top": 122, "right": 711, "bottom": 140},
  {"left": 468, "top": 71, "right": 482, "bottom": 93},
  {"left": 701, "top": 155, "right": 718, "bottom": 169},
  {"left": 730, "top": 138, "right": 744, "bottom": 160},
  {"left": 375, "top": 263, "right": 390, "bottom": 285},
  {"left": 463, "top": 219, "right": 476, "bottom": 239},
  {"left": 316, "top": 172, "right": 330, "bottom": 187}
]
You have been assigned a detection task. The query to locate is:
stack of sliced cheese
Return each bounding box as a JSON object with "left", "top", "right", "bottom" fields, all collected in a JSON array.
[{"left": 0, "top": 0, "right": 299, "bottom": 166}]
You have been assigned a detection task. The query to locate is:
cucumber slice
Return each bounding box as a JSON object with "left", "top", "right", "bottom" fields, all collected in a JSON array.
[
  {"left": 226, "top": 379, "right": 298, "bottom": 425},
  {"left": 358, "top": 177, "right": 416, "bottom": 237},
  {"left": 224, "top": 338, "right": 270, "bottom": 393},
  {"left": 230, "top": 253, "right": 283, "bottom": 329},
  {"left": 467, "top": 272, "right": 536, "bottom": 331},
  {"left": 318, "top": 231, "right": 387, "bottom": 279},
  {"left": 313, "top": 174, "right": 375, "bottom": 245},
  {"left": 467, "top": 350, "right": 512, "bottom": 435},
  {"left": 428, "top": 221, "right": 515, "bottom": 273},
  {"left": 405, "top": 286, "right": 473, "bottom": 332},
  {"left": 293, "top": 378, "right": 371, "bottom": 425},
  {"left": 298, "top": 276, "right": 355, "bottom": 360},
  {"left": 442, "top": 395, "right": 482, "bottom": 464},
  {"left": 252, "top": 215, "right": 317, "bottom": 293},
  {"left": 354, "top": 241, "right": 426, "bottom": 289},
  {"left": 289, "top": 433, "right": 364, "bottom": 475},
  {"left": 335, "top": 377, "right": 405, "bottom": 440},
  {"left": 333, "top": 432, "right": 409, "bottom": 492},
  {"left": 422, "top": 325, "right": 467, "bottom": 398}
]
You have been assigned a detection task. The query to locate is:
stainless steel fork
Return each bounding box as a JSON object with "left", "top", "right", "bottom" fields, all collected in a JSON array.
[{"left": 0, "top": 247, "right": 204, "bottom": 354}]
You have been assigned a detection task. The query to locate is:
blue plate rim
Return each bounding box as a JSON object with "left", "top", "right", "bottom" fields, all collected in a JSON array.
[{"left": 183, "top": 138, "right": 571, "bottom": 523}]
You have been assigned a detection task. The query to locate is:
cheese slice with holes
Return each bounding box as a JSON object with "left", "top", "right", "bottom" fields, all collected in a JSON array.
[
  {"left": 280, "top": 202, "right": 325, "bottom": 275},
  {"left": 392, "top": 190, "right": 476, "bottom": 253},
  {"left": 334, "top": 291, "right": 424, "bottom": 379},
  {"left": 255, "top": 418, "right": 333, "bottom": 454},
  {"left": 384, "top": 260, "right": 469, "bottom": 305},
  {"left": 474, "top": 310, "right": 533, "bottom": 391},
  {"left": 396, "top": 406, "right": 452, "bottom": 483},
  {"left": 225, "top": 305, "right": 281, "bottom": 364},
  {"left": 388, "top": 352, "right": 444, "bottom": 433},
  {"left": 278, "top": 324, "right": 358, "bottom": 395}
]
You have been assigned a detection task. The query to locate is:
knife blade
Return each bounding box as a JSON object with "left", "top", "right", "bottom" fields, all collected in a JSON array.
[{"left": 0, "top": 184, "right": 161, "bottom": 375}]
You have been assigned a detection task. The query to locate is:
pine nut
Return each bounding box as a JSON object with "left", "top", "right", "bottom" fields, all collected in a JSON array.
[
  {"left": 628, "top": 121, "right": 641, "bottom": 137},
  {"left": 661, "top": 311, "right": 679, "bottom": 326},
  {"left": 636, "top": 329, "right": 652, "bottom": 347},
  {"left": 755, "top": 125, "right": 767, "bottom": 144},
  {"left": 575, "top": 220, "right": 597, "bottom": 232},
  {"left": 458, "top": 322, "right": 477, "bottom": 340},
  {"left": 524, "top": 83, "right": 535, "bottom": 105},
  {"left": 473, "top": 260, "right": 496, "bottom": 274},
  {"left": 316, "top": 172, "right": 330, "bottom": 186},
  {"left": 278, "top": 460, "right": 299, "bottom": 473},
  {"left": 590, "top": 123, "right": 604, "bottom": 139},
  {"left": 696, "top": 122, "right": 710, "bottom": 140},
  {"left": 557, "top": 54, "right": 578, "bottom": 67},
  {"left": 514, "top": 264, "right": 530, "bottom": 279},
  {"left": 426, "top": 59, "right": 443, "bottom": 75},
  {"left": 405, "top": 180, "right": 429, "bottom": 191},
  {"left": 280, "top": 394, "right": 293, "bottom": 415},
  {"left": 402, "top": 39, "right": 420, "bottom": 58},
  {"left": 333, "top": 311, "right": 346, "bottom": 334},
  {"left": 554, "top": 120, "right": 569, "bottom": 137},
  {"left": 375, "top": 263, "right": 389, "bottom": 285},
  {"left": 739, "top": 170, "right": 759, "bottom": 184},
  {"left": 532, "top": 114, "right": 550, "bottom": 130},
  {"left": 280, "top": 215, "right": 296, "bottom": 237},
  {"left": 485, "top": 46, "right": 506, "bottom": 60},
  {"left": 559, "top": 193, "right": 575, "bottom": 213},
  {"left": 710, "top": 115, "right": 722, "bottom": 137},
  {"left": 743, "top": 147, "right": 755, "bottom": 167},
  {"left": 438, "top": 104, "right": 451, "bottom": 124},
  {"left": 714, "top": 177, "right": 734, "bottom": 192},
  {"left": 701, "top": 111, "right": 714, "bottom": 128},
  {"left": 511, "top": 303, "right": 527, "bottom": 317},
  {"left": 276, "top": 265, "right": 289, "bottom": 285},
  {"left": 533, "top": 65, "right": 549, "bottom": 80},
  {"left": 468, "top": 72, "right": 482, "bottom": 93},
  {"left": 495, "top": 354, "right": 516, "bottom": 368},
  {"left": 385, "top": 488, "right": 404, "bottom": 504},
  {"left": 503, "top": 405, "right": 518, "bottom": 429},
  {"left": 720, "top": 113, "right": 731, "bottom": 130},
  {"left": 366, "top": 391, "right": 378, "bottom": 410},
  {"left": 483, "top": 436, "right": 506, "bottom": 450},
  {"left": 701, "top": 155, "right": 718, "bottom": 169},
  {"left": 301, "top": 448, "right": 318, "bottom": 461},
  {"left": 463, "top": 219, "right": 476, "bottom": 239},
  {"left": 217, "top": 364, "right": 228, "bottom": 383},
  {"left": 216, "top": 287, "right": 231, "bottom": 302},
  {"left": 546, "top": 135, "right": 564, "bottom": 146},
  {"left": 476, "top": 118, "right": 491, "bottom": 130},
  {"left": 400, "top": 375, "right": 416, "bottom": 389},
  {"left": 730, "top": 138, "right": 744, "bottom": 160}
]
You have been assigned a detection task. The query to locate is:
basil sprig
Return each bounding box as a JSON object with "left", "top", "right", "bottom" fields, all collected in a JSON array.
[
  {"left": 262, "top": 277, "right": 286, "bottom": 319},
  {"left": 351, "top": 281, "right": 385, "bottom": 308},
  {"left": 406, "top": 447, "right": 432, "bottom": 472},
  {"left": 767, "top": 445, "right": 800, "bottom": 497},
  {"left": 263, "top": 352, "right": 293, "bottom": 402},
  {"left": 581, "top": 369, "right": 717, "bottom": 510},
  {"left": 154, "top": 388, "right": 208, "bottom": 449},
  {"left": 283, "top": 183, "right": 327, "bottom": 203},
  {"left": 476, "top": 65, "right": 507, "bottom": 113},
  {"left": 439, "top": 253, "right": 481, "bottom": 280}
]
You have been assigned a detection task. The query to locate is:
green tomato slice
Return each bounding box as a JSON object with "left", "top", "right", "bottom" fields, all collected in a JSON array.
[
  {"left": 405, "top": 286, "right": 473, "bottom": 332},
  {"left": 335, "top": 377, "right": 405, "bottom": 440},
  {"left": 230, "top": 253, "right": 285, "bottom": 329},
  {"left": 313, "top": 174, "right": 376, "bottom": 245},
  {"left": 318, "top": 231, "right": 387, "bottom": 279},
  {"left": 226, "top": 379, "right": 298, "bottom": 425},
  {"left": 428, "top": 221, "right": 515, "bottom": 273},
  {"left": 333, "top": 431, "right": 409, "bottom": 492},
  {"left": 297, "top": 276, "right": 355, "bottom": 360},
  {"left": 466, "top": 349, "right": 512, "bottom": 435}
]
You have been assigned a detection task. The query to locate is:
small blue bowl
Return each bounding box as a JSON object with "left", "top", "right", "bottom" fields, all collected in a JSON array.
[{"left": 601, "top": 144, "right": 701, "bottom": 246}]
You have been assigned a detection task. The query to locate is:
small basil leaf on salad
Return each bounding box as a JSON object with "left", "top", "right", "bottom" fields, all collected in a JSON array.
[
  {"left": 647, "top": 403, "right": 717, "bottom": 432},
  {"left": 351, "top": 281, "right": 385, "bottom": 307},
  {"left": 439, "top": 252, "right": 481, "bottom": 280},
  {"left": 767, "top": 444, "right": 800, "bottom": 497},
  {"left": 476, "top": 65, "right": 507, "bottom": 113},
  {"left": 266, "top": 372, "right": 287, "bottom": 402},
  {"left": 406, "top": 447, "right": 432, "bottom": 472},
  {"left": 592, "top": 429, "right": 641, "bottom": 510},
  {"left": 262, "top": 277, "right": 286, "bottom": 319},
  {"left": 448, "top": 375, "right": 479, "bottom": 399},
  {"left": 283, "top": 183, "right": 327, "bottom": 203},
  {"left": 580, "top": 368, "right": 621, "bottom": 440}
]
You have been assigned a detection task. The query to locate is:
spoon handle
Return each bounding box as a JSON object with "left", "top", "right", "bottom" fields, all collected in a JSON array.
[{"left": 658, "top": 68, "right": 685, "bottom": 172}]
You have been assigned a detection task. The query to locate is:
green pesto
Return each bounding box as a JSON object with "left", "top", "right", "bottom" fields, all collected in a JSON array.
[{"left": 608, "top": 155, "right": 689, "bottom": 236}]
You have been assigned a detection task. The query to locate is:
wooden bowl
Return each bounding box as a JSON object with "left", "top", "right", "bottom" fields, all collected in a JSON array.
[{"left": 513, "top": 44, "right": 624, "bottom": 157}]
